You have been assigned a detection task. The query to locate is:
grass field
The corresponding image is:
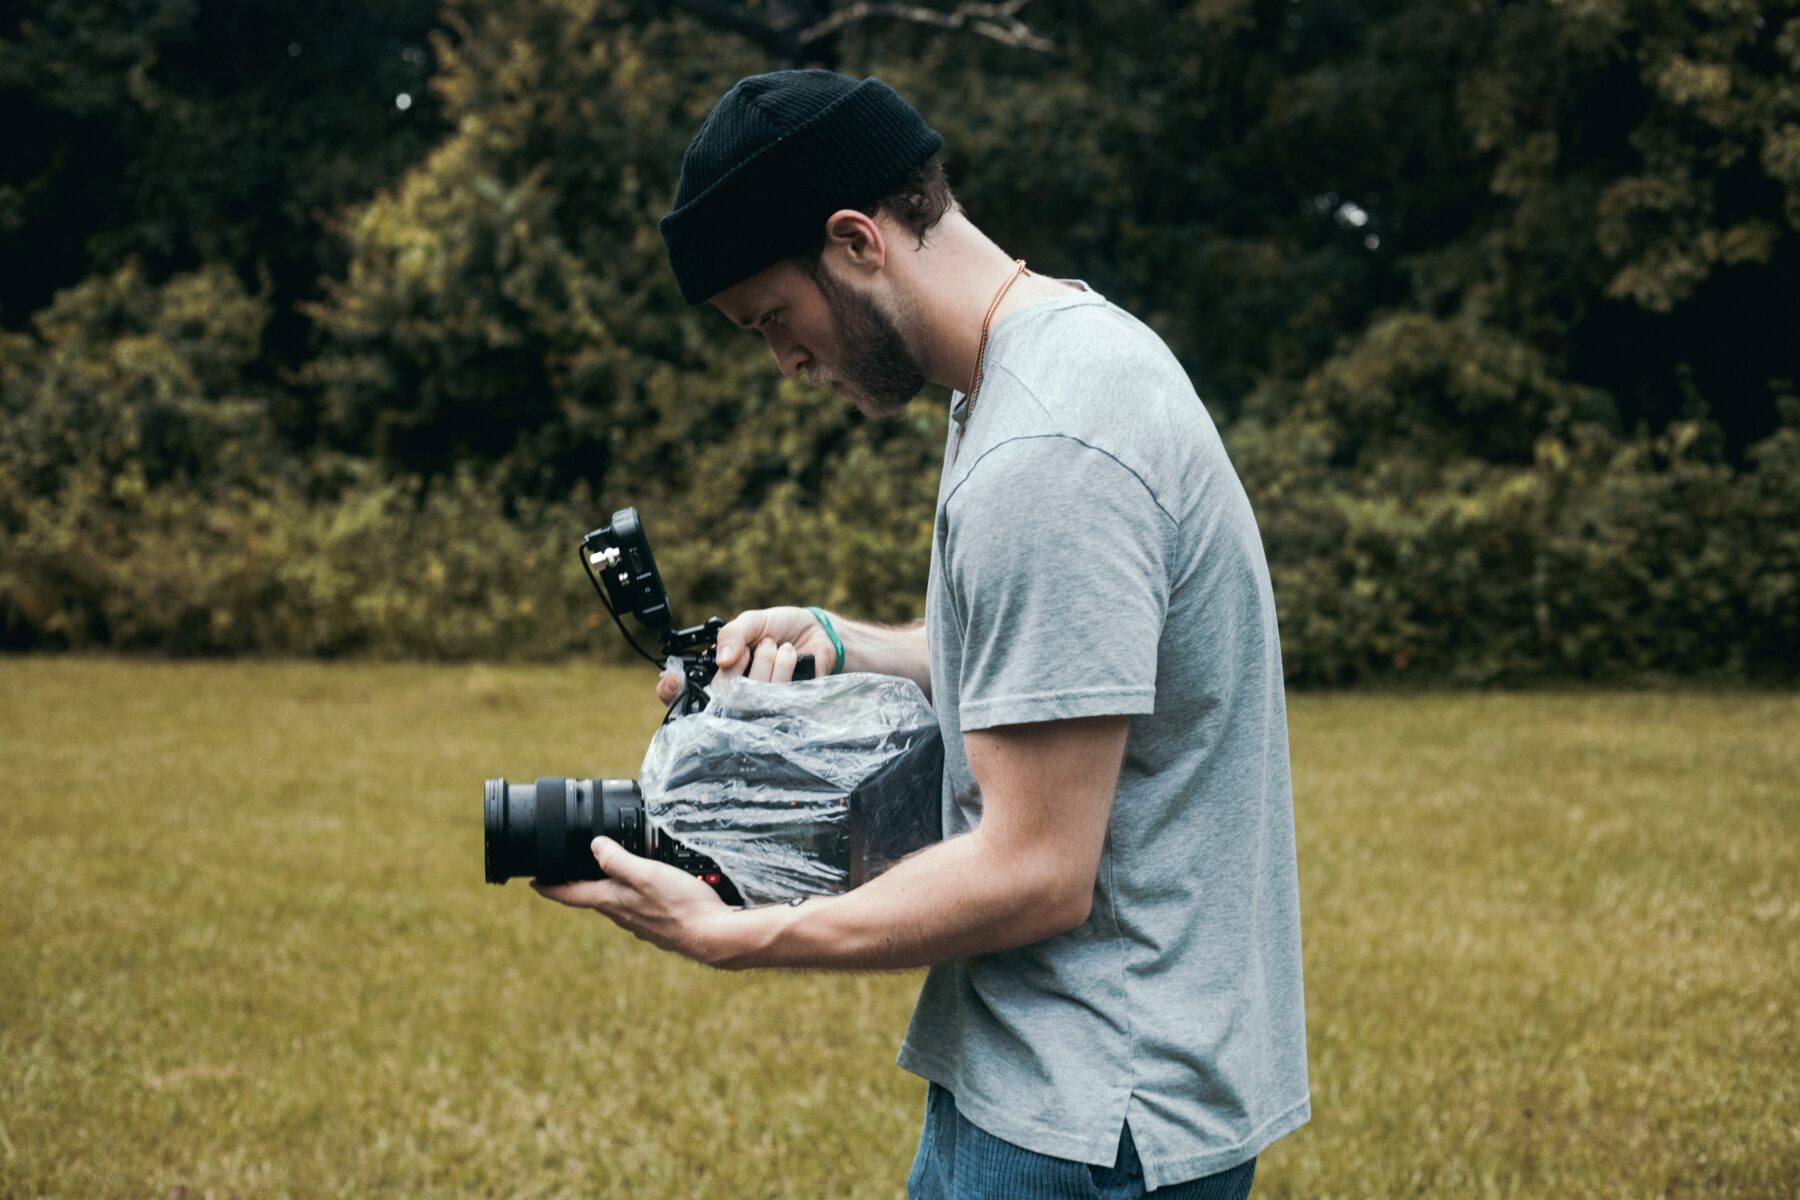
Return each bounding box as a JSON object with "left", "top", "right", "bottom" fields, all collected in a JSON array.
[{"left": 1, "top": 659, "right": 1795, "bottom": 1198}]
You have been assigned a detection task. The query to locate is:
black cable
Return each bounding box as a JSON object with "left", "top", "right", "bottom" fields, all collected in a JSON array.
[
  {"left": 579, "top": 543, "right": 666, "bottom": 670},
  {"left": 578, "top": 539, "right": 713, "bottom": 724}
]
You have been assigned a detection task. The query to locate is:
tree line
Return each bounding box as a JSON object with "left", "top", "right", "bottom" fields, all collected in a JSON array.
[{"left": 2, "top": 0, "right": 1795, "bottom": 681}]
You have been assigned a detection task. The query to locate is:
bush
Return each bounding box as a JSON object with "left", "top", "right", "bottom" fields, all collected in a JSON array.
[{"left": 1234, "top": 409, "right": 1800, "bottom": 684}]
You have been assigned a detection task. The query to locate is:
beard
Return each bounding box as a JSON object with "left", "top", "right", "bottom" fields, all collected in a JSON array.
[{"left": 808, "top": 264, "right": 928, "bottom": 420}]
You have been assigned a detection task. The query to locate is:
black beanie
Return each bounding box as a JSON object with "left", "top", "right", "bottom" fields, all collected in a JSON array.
[{"left": 659, "top": 70, "right": 943, "bottom": 305}]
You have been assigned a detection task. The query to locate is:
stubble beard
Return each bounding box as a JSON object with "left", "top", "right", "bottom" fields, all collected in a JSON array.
[{"left": 808, "top": 264, "right": 928, "bottom": 420}]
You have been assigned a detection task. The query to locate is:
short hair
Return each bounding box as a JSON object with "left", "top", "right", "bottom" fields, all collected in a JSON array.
[{"left": 796, "top": 154, "right": 958, "bottom": 263}]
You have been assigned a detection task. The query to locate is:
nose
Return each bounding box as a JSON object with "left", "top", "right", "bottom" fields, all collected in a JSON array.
[{"left": 764, "top": 328, "right": 811, "bottom": 379}]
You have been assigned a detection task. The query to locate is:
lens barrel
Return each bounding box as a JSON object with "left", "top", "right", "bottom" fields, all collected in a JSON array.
[{"left": 483, "top": 777, "right": 646, "bottom": 884}]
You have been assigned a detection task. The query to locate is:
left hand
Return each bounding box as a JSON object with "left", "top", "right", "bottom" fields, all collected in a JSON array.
[{"left": 532, "top": 837, "right": 737, "bottom": 966}]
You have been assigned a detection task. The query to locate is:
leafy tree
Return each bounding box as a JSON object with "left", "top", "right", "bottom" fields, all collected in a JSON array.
[
  {"left": 302, "top": 0, "right": 941, "bottom": 620},
  {"left": 0, "top": 0, "right": 445, "bottom": 390},
  {"left": 2, "top": 0, "right": 1795, "bottom": 676}
]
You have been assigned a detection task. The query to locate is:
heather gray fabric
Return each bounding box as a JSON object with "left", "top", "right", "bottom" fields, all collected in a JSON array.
[{"left": 897, "top": 281, "right": 1310, "bottom": 1191}]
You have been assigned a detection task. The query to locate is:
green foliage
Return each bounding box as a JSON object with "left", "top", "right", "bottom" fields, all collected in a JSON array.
[
  {"left": 1237, "top": 402, "right": 1800, "bottom": 683},
  {"left": 0, "top": 458, "right": 600, "bottom": 658},
  {"left": 0, "top": 0, "right": 445, "bottom": 343},
  {"left": 1, "top": 0, "right": 1797, "bottom": 678},
  {"left": 298, "top": 0, "right": 942, "bottom": 629},
  {"left": 302, "top": 3, "right": 742, "bottom": 491},
  {"left": 0, "top": 260, "right": 276, "bottom": 499}
]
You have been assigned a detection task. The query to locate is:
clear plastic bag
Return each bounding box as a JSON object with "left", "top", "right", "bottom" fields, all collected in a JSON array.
[{"left": 639, "top": 672, "right": 944, "bottom": 905}]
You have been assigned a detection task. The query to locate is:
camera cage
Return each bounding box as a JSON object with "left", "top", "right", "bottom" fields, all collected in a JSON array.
[
  {"left": 579, "top": 507, "right": 813, "bottom": 720},
  {"left": 482, "top": 504, "right": 943, "bottom": 900}
]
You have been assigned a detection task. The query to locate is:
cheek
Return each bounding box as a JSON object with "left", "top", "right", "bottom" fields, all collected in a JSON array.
[
  {"left": 788, "top": 298, "right": 837, "bottom": 354},
  {"left": 787, "top": 323, "right": 835, "bottom": 368}
]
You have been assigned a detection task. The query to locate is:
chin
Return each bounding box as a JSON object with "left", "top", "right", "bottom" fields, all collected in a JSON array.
[{"left": 849, "top": 392, "right": 915, "bottom": 421}]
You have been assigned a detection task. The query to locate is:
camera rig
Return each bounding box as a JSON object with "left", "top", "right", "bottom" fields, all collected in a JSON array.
[
  {"left": 485, "top": 506, "right": 941, "bottom": 899},
  {"left": 579, "top": 508, "right": 813, "bottom": 719}
]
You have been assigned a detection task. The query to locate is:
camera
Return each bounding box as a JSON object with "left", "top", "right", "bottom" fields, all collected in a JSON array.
[
  {"left": 481, "top": 507, "right": 941, "bottom": 904},
  {"left": 482, "top": 507, "right": 775, "bottom": 897}
]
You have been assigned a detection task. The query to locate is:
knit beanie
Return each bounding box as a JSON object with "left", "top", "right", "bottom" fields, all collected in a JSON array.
[{"left": 659, "top": 70, "right": 943, "bottom": 305}]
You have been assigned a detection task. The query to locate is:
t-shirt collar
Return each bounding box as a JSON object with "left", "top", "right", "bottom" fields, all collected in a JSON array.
[{"left": 949, "top": 278, "right": 1099, "bottom": 422}]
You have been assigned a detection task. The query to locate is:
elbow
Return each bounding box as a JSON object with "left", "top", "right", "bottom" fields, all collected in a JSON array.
[
  {"left": 1016, "top": 867, "right": 1095, "bottom": 941},
  {"left": 976, "top": 832, "right": 1099, "bottom": 944},
  {"left": 1045, "top": 887, "right": 1094, "bottom": 937}
]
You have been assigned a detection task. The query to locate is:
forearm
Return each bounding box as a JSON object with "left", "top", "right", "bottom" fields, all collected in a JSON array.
[
  {"left": 829, "top": 613, "right": 932, "bottom": 698},
  {"left": 708, "top": 829, "right": 1084, "bottom": 971}
]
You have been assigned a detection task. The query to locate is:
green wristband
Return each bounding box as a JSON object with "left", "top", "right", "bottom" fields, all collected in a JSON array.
[{"left": 805, "top": 606, "right": 846, "bottom": 675}]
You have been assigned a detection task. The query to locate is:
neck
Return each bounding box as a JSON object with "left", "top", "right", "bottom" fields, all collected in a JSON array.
[{"left": 892, "top": 211, "right": 1080, "bottom": 393}]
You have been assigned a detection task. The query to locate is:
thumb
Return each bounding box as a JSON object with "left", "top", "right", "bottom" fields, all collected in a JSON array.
[
  {"left": 591, "top": 836, "right": 649, "bottom": 885},
  {"left": 715, "top": 611, "right": 766, "bottom": 669},
  {"left": 716, "top": 630, "right": 746, "bottom": 667}
]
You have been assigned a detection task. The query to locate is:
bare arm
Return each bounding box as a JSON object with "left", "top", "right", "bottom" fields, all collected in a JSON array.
[
  {"left": 659, "top": 607, "right": 933, "bottom": 701},
  {"left": 826, "top": 613, "right": 932, "bottom": 699},
  {"left": 538, "top": 715, "right": 1130, "bottom": 971},
  {"left": 720, "top": 713, "right": 1127, "bottom": 968}
]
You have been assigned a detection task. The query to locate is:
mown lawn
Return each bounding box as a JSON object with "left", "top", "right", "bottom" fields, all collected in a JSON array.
[{"left": 1, "top": 659, "right": 1795, "bottom": 1198}]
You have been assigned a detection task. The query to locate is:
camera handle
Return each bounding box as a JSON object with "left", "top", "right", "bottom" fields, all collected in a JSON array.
[
  {"left": 660, "top": 617, "right": 816, "bottom": 719},
  {"left": 577, "top": 510, "right": 814, "bottom": 719}
]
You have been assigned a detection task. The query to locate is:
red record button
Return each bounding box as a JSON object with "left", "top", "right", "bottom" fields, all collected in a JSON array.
[{"left": 701, "top": 872, "right": 722, "bottom": 886}]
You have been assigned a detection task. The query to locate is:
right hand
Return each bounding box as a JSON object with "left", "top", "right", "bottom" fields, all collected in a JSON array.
[{"left": 654, "top": 606, "right": 840, "bottom": 704}]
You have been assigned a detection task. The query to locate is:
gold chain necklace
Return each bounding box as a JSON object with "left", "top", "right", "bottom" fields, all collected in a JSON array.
[{"left": 955, "top": 258, "right": 1028, "bottom": 459}]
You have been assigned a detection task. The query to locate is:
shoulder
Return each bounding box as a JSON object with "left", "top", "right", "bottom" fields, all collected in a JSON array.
[
  {"left": 982, "top": 301, "right": 1228, "bottom": 522},
  {"left": 999, "top": 300, "right": 1185, "bottom": 392},
  {"left": 946, "top": 433, "right": 1176, "bottom": 531}
]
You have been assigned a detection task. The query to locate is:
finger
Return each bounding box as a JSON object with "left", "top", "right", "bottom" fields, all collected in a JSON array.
[
  {"left": 715, "top": 610, "right": 768, "bottom": 672},
  {"left": 656, "top": 671, "right": 681, "bottom": 703},
  {"left": 749, "top": 637, "right": 778, "bottom": 683},
  {"left": 773, "top": 641, "right": 799, "bottom": 683},
  {"left": 531, "top": 877, "right": 633, "bottom": 910},
  {"left": 590, "top": 836, "right": 654, "bottom": 887}
]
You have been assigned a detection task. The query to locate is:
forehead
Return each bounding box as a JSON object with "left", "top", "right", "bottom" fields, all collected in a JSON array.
[{"left": 710, "top": 260, "right": 815, "bottom": 326}]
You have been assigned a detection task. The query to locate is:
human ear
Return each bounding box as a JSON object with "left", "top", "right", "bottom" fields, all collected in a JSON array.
[{"left": 820, "top": 209, "right": 886, "bottom": 275}]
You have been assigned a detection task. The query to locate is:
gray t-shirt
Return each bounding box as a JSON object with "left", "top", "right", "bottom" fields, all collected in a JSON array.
[{"left": 897, "top": 282, "right": 1310, "bottom": 1190}]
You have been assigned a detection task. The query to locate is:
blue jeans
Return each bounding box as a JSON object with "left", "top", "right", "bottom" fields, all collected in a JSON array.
[{"left": 906, "top": 1083, "right": 1257, "bottom": 1200}]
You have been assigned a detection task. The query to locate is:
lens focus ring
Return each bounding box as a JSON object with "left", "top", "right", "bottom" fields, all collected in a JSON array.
[{"left": 535, "top": 777, "right": 568, "bottom": 883}]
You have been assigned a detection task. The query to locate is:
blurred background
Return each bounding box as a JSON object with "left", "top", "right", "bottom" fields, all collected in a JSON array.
[
  {"left": 3, "top": 0, "right": 1796, "bottom": 679},
  {"left": 2, "top": 2, "right": 1797, "bottom": 1197}
]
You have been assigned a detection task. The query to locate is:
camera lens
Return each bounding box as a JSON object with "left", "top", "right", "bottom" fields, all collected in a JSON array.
[{"left": 483, "top": 777, "right": 645, "bottom": 884}]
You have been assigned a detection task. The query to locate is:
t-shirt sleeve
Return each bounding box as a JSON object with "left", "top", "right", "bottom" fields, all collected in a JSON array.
[{"left": 943, "top": 434, "right": 1172, "bottom": 731}]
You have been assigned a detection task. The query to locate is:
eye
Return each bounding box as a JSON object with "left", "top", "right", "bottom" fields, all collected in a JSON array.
[{"left": 758, "top": 308, "right": 783, "bottom": 329}]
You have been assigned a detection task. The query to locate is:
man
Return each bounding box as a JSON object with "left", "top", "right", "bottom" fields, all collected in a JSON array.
[{"left": 535, "top": 70, "right": 1309, "bottom": 1198}]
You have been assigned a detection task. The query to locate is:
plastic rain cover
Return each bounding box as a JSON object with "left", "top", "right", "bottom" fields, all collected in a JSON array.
[{"left": 640, "top": 672, "right": 944, "bottom": 905}]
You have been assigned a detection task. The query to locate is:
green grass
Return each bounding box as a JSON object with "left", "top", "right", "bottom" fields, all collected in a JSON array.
[{"left": 1, "top": 660, "right": 1795, "bottom": 1198}]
